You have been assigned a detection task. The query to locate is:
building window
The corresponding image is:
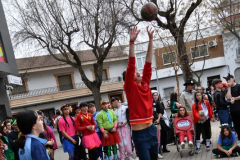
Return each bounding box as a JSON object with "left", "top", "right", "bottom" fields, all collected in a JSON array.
[
  {"left": 207, "top": 75, "right": 220, "bottom": 86},
  {"left": 135, "top": 52, "right": 156, "bottom": 70},
  {"left": 163, "top": 87, "right": 174, "bottom": 99},
  {"left": 190, "top": 44, "right": 208, "bottom": 59},
  {"left": 162, "top": 51, "right": 176, "bottom": 65},
  {"left": 91, "top": 67, "right": 110, "bottom": 81},
  {"left": 102, "top": 69, "right": 108, "bottom": 81},
  {"left": 54, "top": 72, "right": 75, "bottom": 91},
  {"left": 11, "top": 78, "right": 28, "bottom": 95}
]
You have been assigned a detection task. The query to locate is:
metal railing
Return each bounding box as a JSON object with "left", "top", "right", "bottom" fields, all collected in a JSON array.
[{"left": 10, "top": 76, "right": 123, "bottom": 99}]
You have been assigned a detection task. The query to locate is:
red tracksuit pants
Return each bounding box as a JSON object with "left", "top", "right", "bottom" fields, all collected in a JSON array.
[{"left": 178, "top": 130, "right": 193, "bottom": 143}]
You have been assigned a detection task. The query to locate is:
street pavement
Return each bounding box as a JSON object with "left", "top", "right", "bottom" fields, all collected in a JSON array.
[{"left": 54, "top": 108, "right": 240, "bottom": 160}]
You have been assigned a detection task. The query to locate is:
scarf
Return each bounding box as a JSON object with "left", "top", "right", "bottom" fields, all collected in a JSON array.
[{"left": 19, "top": 134, "right": 49, "bottom": 160}]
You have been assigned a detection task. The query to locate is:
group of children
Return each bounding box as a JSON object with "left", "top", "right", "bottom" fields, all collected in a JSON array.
[{"left": 58, "top": 99, "right": 134, "bottom": 160}]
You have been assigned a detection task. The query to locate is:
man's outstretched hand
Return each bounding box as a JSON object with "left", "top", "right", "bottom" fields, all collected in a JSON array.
[
  {"left": 147, "top": 26, "right": 154, "bottom": 40},
  {"left": 130, "top": 26, "right": 140, "bottom": 41}
]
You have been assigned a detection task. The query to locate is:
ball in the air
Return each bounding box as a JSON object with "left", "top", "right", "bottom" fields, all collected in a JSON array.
[{"left": 141, "top": 2, "right": 158, "bottom": 21}]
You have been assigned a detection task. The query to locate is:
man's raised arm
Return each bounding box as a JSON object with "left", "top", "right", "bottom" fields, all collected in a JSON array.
[{"left": 145, "top": 26, "right": 154, "bottom": 63}]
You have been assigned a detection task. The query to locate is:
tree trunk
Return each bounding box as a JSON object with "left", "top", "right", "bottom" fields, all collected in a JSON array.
[
  {"left": 177, "top": 36, "right": 193, "bottom": 81},
  {"left": 175, "top": 69, "right": 180, "bottom": 101},
  {"left": 91, "top": 84, "right": 101, "bottom": 111}
]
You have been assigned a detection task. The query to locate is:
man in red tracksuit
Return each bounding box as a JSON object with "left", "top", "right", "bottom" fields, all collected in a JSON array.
[{"left": 122, "top": 26, "right": 158, "bottom": 160}]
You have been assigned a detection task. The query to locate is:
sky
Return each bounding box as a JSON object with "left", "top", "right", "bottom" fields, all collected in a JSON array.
[{"left": 1, "top": 0, "right": 216, "bottom": 59}]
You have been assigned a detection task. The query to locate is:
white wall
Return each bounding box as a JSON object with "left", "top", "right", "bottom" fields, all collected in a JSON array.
[
  {"left": 11, "top": 90, "right": 125, "bottom": 113},
  {"left": 25, "top": 59, "right": 128, "bottom": 91},
  {"left": 222, "top": 31, "right": 240, "bottom": 76}
]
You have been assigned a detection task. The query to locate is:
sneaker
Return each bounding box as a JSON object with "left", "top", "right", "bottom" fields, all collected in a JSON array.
[
  {"left": 237, "top": 140, "right": 240, "bottom": 147},
  {"left": 231, "top": 152, "right": 238, "bottom": 157},
  {"left": 104, "top": 155, "right": 108, "bottom": 160},
  {"left": 135, "top": 157, "right": 139, "bottom": 160},
  {"left": 181, "top": 142, "right": 185, "bottom": 149},
  {"left": 158, "top": 154, "right": 163, "bottom": 159},
  {"left": 217, "top": 155, "right": 222, "bottom": 158},
  {"left": 195, "top": 148, "right": 201, "bottom": 154},
  {"left": 189, "top": 141, "right": 193, "bottom": 148},
  {"left": 206, "top": 146, "right": 210, "bottom": 151}
]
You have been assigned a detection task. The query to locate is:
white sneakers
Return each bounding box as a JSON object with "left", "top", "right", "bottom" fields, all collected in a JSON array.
[
  {"left": 158, "top": 154, "right": 163, "bottom": 159},
  {"left": 181, "top": 142, "right": 185, "bottom": 149},
  {"left": 189, "top": 141, "right": 193, "bottom": 148}
]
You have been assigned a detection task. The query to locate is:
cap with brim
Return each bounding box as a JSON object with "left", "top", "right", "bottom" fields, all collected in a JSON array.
[
  {"left": 111, "top": 97, "right": 120, "bottom": 103},
  {"left": 80, "top": 102, "right": 88, "bottom": 108},
  {"left": 100, "top": 100, "right": 108, "bottom": 105},
  {"left": 223, "top": 73, "right": 234, "bottom": 81},
  {"left": 183, "top": 80, "right": 195, "bottom": 86},
  {"left": 222, "top": 82, "right": 228, "bottom": 87},
  {"left": 60, "top": 104, "right": 69, "bottom": 111}
]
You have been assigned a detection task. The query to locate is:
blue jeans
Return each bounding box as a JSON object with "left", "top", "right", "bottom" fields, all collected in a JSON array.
[
  {"left": 132, "top": 124, "right": 158, "bottom": 160},
  {"left": 218, "top": 110, "right": 231, "bottom": 125}
]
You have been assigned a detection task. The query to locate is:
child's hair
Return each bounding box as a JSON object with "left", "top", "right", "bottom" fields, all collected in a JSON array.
[
  {"left": 4, "top": 121, "right": 11, "bottom": 127},
  {"left": 177, "top": 106, "right": 189, "bottom": 117},
  {"left": 0, "top": 126, "right": 7, "bottom": 144},
  {"left": 16, "top": 110, "right": 38, "bottom": 149},
  {"left": 0, "top": 126, "right": 7, "bottom": 137},
  {"left": 17, "top": 110, "right": 37, "bottom": 135},
  {"left": 220, "top": 126, "right": 232, "bottom": 141},
  {"left": 194, "top": 91, "right": 203, "bottom": 111},
  {"left": 88, "top": 103, "right": 95, "bottom": 108}
]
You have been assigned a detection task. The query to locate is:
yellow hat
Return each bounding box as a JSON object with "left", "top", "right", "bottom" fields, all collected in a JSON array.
[{"left": 100, "top": 100, "right": 108, "bottom": 105}]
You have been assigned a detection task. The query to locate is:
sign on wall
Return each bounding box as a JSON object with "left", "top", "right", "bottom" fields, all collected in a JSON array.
[
  {"left": 0, "top": 34, "right": 6, "bottom": 63},
  {"left": 7, "top": 75, "right": 22, "bottom": 85}
]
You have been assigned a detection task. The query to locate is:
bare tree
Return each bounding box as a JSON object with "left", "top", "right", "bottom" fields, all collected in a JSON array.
[
  {"left": 122, "top": 0, "right": 203, "bottom": 82},
  {"left": 209, "top": 0, "right": 240, "bottom": 41},
  {"left": 9, "top": 0, "right": 130, "bottom": 110}
]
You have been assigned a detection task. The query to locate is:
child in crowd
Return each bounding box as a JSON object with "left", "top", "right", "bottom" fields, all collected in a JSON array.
[
  {"left": 0, "top": 126, "right": 14, "bottom": 160},
  {"left": 75, "top": 102, "right": 101, "bottom": 160},
  {"left": 17, "top": 110, "right": 50, "bottom": 160},
  {"left": 112, "top": 97, "right": 134, "bottom": 160},
  {"left": 192, "top": 92, "right": 213, "bottom": 154},
  {"left": 88, "top": 103, "right": 103, "bottom": 159},
  {"left": 212, "top": 124, "right": 240, "bottom": 158},
  {"left": 175, "top": 106, "right": 193, "bottom": 149},
  {"left": 58, "top": 104, "right": 76, "bottom": 160},
  {"left": 97, "top": 100, "right": 121, "bottom": 160}
]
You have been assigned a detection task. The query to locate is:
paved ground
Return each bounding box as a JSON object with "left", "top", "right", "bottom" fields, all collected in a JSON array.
[{"left": 54, "top": 108, "right": 240, "bottom": 160}]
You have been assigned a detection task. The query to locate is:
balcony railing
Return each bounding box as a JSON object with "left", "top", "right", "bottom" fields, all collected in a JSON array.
[{"left": 10, "top": 76, "right": 123, "bottom": 99}]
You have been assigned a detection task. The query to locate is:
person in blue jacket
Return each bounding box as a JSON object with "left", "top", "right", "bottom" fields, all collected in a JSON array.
[{"left": 16, "top": 110, "right": 50, "bottom": 160}]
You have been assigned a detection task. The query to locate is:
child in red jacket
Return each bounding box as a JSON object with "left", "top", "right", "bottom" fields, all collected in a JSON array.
[
  {"left": 75, "top": 102, "right": 101, "bottom": 160},
  {"left": 192, "top": 91, "right": 213, "bottom": 154}
]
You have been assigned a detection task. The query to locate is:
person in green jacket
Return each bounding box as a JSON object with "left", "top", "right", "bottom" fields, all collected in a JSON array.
[
  {"left": 0, "top": 126, "right": 14, "bottom": 160},
  {"left": 170, "top": 92, "right": 182, "bottom": 114},
  {"left": 96, "top": 100, "right": 121, "bottom": 160}
]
